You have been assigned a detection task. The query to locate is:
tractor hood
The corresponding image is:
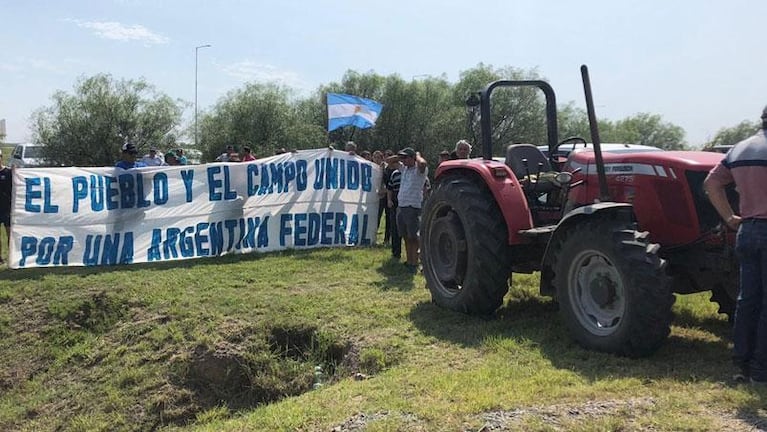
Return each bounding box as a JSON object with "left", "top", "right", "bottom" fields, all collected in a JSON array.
[{"left": 568, "top": 149, "right": 725, "bottom": 172}]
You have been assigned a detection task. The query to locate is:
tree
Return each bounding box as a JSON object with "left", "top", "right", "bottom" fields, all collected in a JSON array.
[
  {"left": 704, "top": 120, "right": 760, "bottom": 149},
  {"left": 31, "top": 74, "right": 183, "bottom": 166},
  {"left": 319, "top": 70, "right": 388, "bottom": 148},
  {"left": 456, "top": 64, "right": 547, "bottom": 156},
  {"left": 601, "top": 113, "right": 687, "bottom": 150},
  {"left": 318, "top": 71, "right": 462, "bottom": 160},
  {"left": 199, "top": 83, "right": 299, "bottom": 160}
]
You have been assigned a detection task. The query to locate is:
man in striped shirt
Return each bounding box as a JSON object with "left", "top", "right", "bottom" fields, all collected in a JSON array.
[
  {"left": 394, "top": 147, "right": 428, "bottom": 273},
  {"left": 704, "top": 105, "right": 767, "bottom": 385}
]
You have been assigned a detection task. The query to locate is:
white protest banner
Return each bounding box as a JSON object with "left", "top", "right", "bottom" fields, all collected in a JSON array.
[{"left": 9, "top": 148, "right": 382, "bottom": 269}]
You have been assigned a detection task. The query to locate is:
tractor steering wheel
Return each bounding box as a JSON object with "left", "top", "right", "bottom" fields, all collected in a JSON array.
[{"left": 552, "top": 136, "right": 588, "bottom": 165}]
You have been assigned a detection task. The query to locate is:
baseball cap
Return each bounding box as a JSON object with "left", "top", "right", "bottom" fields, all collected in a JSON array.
[
  {"left": 397, "top": 147, "right": 416, "bottom": 158},
  {"left": 121, "top": 143, "right": 138, "bottom": 154},
  {"left": 149, "top": 146, "right": 158, "bottom": 152}
]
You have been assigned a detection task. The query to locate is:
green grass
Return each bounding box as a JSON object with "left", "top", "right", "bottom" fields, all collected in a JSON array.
[{"left": 0, "top": 228, "right": 765, "bottom": 431}]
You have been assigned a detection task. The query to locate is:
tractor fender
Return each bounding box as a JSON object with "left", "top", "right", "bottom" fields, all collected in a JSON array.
[
  {"left": 436, "top": 161, "right": 534, "bottom": 244},
  {"left": 539, "top": 202, "right": 635, "bottom": 297}
]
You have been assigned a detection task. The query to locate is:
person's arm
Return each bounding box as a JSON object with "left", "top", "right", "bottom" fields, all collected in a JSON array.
[
  {"left": 415, "top": 152, "right": 427, "bottom": 173},
  {"left": 385, "top": 154, "right": 400, "bottom": 165},
  {"left": 703, "top": 168, "right": 741, "bottom": 230}
]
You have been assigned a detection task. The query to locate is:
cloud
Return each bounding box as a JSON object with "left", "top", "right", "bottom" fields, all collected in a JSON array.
[
  {"left": 219, "top": 61, "right": 308, "bottom": 90},
  {"left": 66, "top": 19, "right": 169, "bottom": 45},
  {"left": 0, "top": 57, "right": 64, "bottom": 74}
]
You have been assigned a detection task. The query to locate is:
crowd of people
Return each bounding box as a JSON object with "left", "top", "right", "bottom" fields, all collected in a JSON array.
[
  {"left": 114, "top": 138, "right": 461, "bottom": 276},
  {"left": 115, "top": 143, "right": 192, "bottom": 169},
  {"left": 112, "top": 139, "right": 467, "bottom": 275},
  {"left": 349, "top": 139, "right": 472, "bottom": 274},
  {"left": 114, "top": 143, "right": 292, "bottom": 169}
]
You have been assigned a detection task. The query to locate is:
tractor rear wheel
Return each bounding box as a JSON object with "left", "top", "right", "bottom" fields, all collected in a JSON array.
[
  {"left": 552, "top": 221, "right": 674, "bottom": 357},
  {"left": 421, "top": 175, "right": 510, "bottom": 315}
]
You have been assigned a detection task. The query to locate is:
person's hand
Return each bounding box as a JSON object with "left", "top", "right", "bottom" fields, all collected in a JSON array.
[
  {"left": 726, "top": 214, "right": 742, "bottom": 230},
  {"left": 387, "top": 199, "right": 394, "bottom": 208}
]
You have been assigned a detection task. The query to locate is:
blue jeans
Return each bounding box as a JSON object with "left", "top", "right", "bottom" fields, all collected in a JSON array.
[{"left": 733, "top": 219, "right": 767, "bottom": 381}]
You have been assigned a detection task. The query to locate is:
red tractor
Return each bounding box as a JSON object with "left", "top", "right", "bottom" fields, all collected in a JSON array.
[{"left": 421, "top": 65, "right": 737, "bottom": 357}]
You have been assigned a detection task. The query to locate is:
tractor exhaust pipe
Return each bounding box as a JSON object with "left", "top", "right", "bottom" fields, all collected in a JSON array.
[{"left": 580, "top": 65, "right": 610, "bottom": 202}]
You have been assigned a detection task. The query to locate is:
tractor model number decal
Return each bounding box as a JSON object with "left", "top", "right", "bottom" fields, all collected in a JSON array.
[
  {"left": 566, "top": 162, "right": 663, "bottom": 177},
  {"left": 604, "top": 163, "right": 657, "bottom": 176},
  {"left": 605, "top": 165, "right": 634, "bottom": 173}
]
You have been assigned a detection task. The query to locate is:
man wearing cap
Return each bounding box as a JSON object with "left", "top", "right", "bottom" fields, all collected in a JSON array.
[
  {"left": 393, "top": 147, "right": 428, "bottom": 273},
  {"left": 115, "top": 143, "right": 148, "bottom": 169},
  {"left": 705, "top": 105, "right": 767, "bottom": 385},
  {"left": 164, "top": 151, "right": 180, "bottom": 166},
  {"left": 141, "top": 147, "right": 166, "bottom": 166}
]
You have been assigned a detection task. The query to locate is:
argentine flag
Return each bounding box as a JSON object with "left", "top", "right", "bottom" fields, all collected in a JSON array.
[{"left": 327, "top": 93, "right": 383, "bottom": 132}]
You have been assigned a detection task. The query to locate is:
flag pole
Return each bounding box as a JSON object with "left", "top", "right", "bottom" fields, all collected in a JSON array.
[{"left": 325, "top": 93, "right": 332, "bottom": 146}]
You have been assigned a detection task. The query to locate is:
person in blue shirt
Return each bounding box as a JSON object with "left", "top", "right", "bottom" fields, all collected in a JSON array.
[
  {"left": 115, "top": 143, "right": 147, "bottom": 169},
  {"left": 175, "top": 148, "right": 188, "bottom": 165}
]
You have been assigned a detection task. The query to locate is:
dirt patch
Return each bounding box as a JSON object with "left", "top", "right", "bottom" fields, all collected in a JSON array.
[
  {"left": 59, "top": 290, "right": 129, "bottom": 333},
  {"left": 0, "top": 296, "right": 55, "bottom": 391},
  {"left": 166, "top": 323, "right": 354, "bottom": 426},
  {"left": 330, "top": 411, "right": 421, "bottom": 432},
  {"left": 476, "top": 397, "right": 657, "bottom": 431},
  {"left": 268, "top": 323, "right": 349, "bottom": 368},
  {"left": 474, "top": 398, "right": 767, "bottom": 432}
]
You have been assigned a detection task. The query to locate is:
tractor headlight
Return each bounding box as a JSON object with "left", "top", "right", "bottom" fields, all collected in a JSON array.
[{"left": 554, "top": 172, "right": 573, "bottom": 186}]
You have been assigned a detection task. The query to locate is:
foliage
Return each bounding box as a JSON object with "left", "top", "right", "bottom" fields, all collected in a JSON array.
[
  {"left": 704, "top": 120, "right": 760, "bottom": 149},
  {"left": 458, "top": 64, "right": 549, "bottom": 156},
  {"left": 31, "top": 74, "right": 183, "bottom": 166},
  {"left": 28, "top": 65, "right": 701, "bottom": 167},
  {"left": 601, "top": 113, "right": 687, "bottom": 150},
  {"left": 199, "top": 83, "right": 303, "bottom": 161},
  {"left": 557, "top": 102, "right": 592, "bottom": 142}
]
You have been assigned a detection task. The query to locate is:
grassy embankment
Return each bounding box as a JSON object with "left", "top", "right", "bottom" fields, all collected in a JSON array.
[{"left": 0, "top": 226, "right": 765, "bottom": 431}]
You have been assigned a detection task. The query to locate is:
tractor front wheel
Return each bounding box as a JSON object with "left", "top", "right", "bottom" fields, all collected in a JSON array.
[{"left": 552, "top": 221, "right": 674, "bottom": 357}]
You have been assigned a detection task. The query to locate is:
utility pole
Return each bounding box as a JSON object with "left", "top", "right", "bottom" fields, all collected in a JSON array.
[{"left": 195, "top": 44, "right": 211, "bottom": 147}]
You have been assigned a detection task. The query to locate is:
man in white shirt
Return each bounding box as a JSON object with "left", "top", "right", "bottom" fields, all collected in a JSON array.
[
  {"left": 141, "top": 147, "right": 166, "bottom": 166},
  {"left": 394, "top": 147, "right": 428, "bottom": 273}
]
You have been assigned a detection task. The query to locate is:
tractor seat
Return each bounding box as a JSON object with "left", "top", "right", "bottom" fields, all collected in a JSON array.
[
  {"left": 505, "top": 144, "right": 557, "bottom": 192},
  {"left": 505, "top": 144, "right": 551, "bottom": 178}
]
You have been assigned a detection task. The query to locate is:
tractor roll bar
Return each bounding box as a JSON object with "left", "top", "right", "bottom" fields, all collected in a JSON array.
[{"left": 478, "top": 80, "right": 559, "bottom": 161}]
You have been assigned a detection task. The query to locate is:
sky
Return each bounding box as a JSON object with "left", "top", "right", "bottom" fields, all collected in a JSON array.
[{"left": 2, "top": 0, "right": 766, "bottom": 147}]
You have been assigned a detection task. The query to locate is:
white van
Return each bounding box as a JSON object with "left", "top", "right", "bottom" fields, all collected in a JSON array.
[{"left": 8, "top": 143, "right": 46, "bottom": 168}]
